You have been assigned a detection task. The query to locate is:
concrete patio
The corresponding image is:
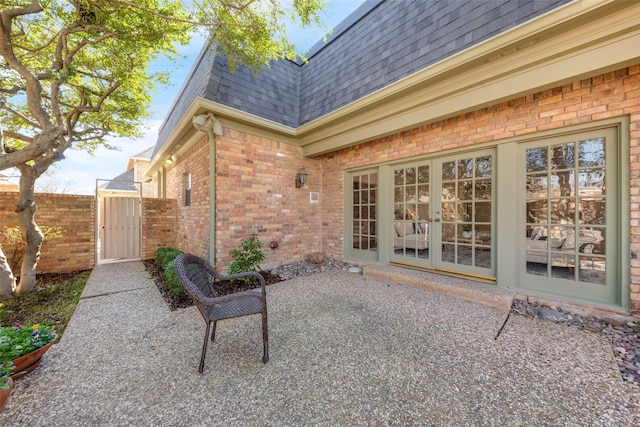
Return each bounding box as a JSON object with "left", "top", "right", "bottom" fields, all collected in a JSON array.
[{"left": 0, "top": 261, "right": 638, "bottom": 426}]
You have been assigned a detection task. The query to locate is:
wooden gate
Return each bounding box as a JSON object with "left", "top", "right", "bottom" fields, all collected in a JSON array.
[{"left": 99, "top": 196, "right": 141, "bottom": 261}]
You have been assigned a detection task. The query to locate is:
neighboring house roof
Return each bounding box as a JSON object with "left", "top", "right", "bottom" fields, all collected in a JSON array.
[
  {"left": 100, "top": 168, "right": 137, "bottom": 192},
  {"left": 126, "top": 145, "right": 154, "bottom": 170},
  {"left": 153, "top": 0, "right": 569, "bottom": 159},
  {"left": 99, "top": 145, "right": 154, "bottom": 193},
  {"left": 132, "top": 146, "right": 154, "bottom": 160}
]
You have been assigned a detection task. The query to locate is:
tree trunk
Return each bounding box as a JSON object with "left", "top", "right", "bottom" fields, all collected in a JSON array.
[
  {"left": 14, "top": 167, "right": 43, "bottom": 294},
  {"left": 0, "top": 247, "right": 15, "bottom": 297}
]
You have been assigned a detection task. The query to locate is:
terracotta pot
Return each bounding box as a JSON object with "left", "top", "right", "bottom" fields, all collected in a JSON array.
[
  {"left": 0, "top": 378, "right": 13, "bottom": 412},
  {"left": 11, "top": 334, "right": 57, "bottom": 380}
]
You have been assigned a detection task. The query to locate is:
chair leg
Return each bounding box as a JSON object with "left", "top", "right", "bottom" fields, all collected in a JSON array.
[
  {"left": 199, "top": 321, "right": 211, "bottom": 373},
  {"left": 262, "top": 308, "right": 269, "bottom": 363},
  {"left": 210, "top": 320, "right": 217, "bottom": 342}
]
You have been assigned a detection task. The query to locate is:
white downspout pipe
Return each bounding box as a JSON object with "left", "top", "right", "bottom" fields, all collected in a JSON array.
[{"left": 192, "top": 113, "right": 223, "bottom": 265}]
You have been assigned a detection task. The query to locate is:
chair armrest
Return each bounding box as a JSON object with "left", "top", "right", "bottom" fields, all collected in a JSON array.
[{"left": 198, "top": 289, "right": 265, "bottom": 307}]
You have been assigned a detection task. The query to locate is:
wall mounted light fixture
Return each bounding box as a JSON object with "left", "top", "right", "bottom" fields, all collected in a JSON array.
[
  {"left": 295, "top": 168, "right": 308, "bottom": 188},
  {"left": 166, "top": 155, "right": 174, "bottom": 164}
]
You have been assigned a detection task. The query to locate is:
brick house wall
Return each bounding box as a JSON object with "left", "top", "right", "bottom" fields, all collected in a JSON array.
[
  {"left": 141, "top": 197, "right": 178, "bottom": 260},
  {"left": 215, "top": 129, "right": 323, "bottom": 267},
  {"left": 164, "top": 129, "right": 323, "bottom": 269},
  {"left": 318, "top": 65, "right": 640, "bottom": 315},
  {"left": 134, "top": 159, "right": 157, "bottom": 199},
  {"left": 165, "top": 137, "right": 212, "bottom": 258}
]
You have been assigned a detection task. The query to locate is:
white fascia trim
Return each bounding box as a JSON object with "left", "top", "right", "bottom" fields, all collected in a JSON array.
[
  {"left": 146, "top": 102, "right": 203, "bottom": 174},
  {"left": 198, "top": 99, "right": 299, "bottom": 146}
]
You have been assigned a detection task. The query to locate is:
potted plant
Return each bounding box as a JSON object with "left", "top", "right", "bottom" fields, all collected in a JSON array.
[
  {"left": 0, "top": 324, "right": 57, "bottom": 379},
  {"left": 462, "top": 224, "right": 473, "bottom": 238},
  {"left": 0, "top": 361, "right": 15, "bottom": 412}
]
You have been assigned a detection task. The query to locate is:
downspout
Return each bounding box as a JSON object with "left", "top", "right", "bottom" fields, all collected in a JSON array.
[{"left": 192, "top": 113, "right": 223, "bottom": 265}]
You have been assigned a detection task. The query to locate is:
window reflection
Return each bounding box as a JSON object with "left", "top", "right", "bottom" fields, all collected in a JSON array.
[
  {"left": 442, "top": 161, "right": 456, "bottom": 180},
  {"left": 352, "top": 172, "right": 378, "bottom": 253},
  {"left": 476, "top": 156, "right": 492, "bottom": 177},
  {"left": 578, "top": 139, "right": 605, "bottom": 167},
  {"left": 526, "top": 147, "right": 548, "bottom": 172},
  {"left": 549, "top": 199, "right": 575, "bottom": 224},
  {"left": 525, "top": 137, "right": 606, "bottom": 285},
  {"left": 440, "top": 155, "right": 492, "bottom": 269},
  {"left": 551, "top": 143, "right": 575, "bottom": 169},
  {"left": 394, "top": 165, "right": 430, "bottom": 260},
  {"left": 578, "top": 169, "right": 605, "bottom": 196},
  {"left": 579, "top": 199, "right": 606, "bottom": 225},
  {"left": 550, "top": 171, "right": 575, "bottom": 197},
  {"left": 458, "top": 159, "right": 473, "bottom": 179},
  {"left": 526, "top": 174, "right": 548, "bottom": 198},
  {"left": 526, "top": 200, "right": 547, "bottom": 224}
]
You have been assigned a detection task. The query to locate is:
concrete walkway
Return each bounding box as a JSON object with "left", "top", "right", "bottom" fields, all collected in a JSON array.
[{"left": 0, "top": 261, "right": 638, "bottom": 426}]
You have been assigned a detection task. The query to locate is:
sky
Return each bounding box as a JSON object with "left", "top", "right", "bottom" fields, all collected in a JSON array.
[{"left": 29, "top": 0, "right": 366, "bottom": 195}]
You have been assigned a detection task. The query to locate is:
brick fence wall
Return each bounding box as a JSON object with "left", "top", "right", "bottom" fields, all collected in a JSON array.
[
  {"left": 0, "top": 192, "right": 178, "bottom": 275},
  {"left": 0, "top": 192, "right": 95, "bottom": 273}
]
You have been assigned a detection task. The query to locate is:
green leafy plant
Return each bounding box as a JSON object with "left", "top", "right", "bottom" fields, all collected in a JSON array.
[
  {"left": 155, "top": 247, "right": 183, "bottom": 267},
  {"left": 0, "top": 324, "right": 56, "bottom": 364},
  {"left": 0, "top": 271, "right": 89, "bottom": 338},
  {"left": 0, "top": 361, "right": 14, "bottom": 390},
  {"left": 155, "top": 247, "right": 184, "bottom": 293},
  {"left": 462, "top": 224, "right": 472, "bottom": 232},
  {"left": 229, "top": 233, "right": 265, "bottom": 282}
]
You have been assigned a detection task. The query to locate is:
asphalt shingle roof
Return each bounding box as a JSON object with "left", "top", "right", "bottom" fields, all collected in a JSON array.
[
  {"left": 101, "top": 169, "right": 137, "bottom": 192},
  {"left": 132, "top": 146, "right": 154, "bottom": 160},
  {"left": 154, "top": 0, "right": 570, "bottom": 156}
]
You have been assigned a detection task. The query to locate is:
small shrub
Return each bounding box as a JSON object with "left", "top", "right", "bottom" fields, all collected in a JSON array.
[
  {"left": 155, "top": 247, "right": 183, "bottom": 267},
  {"left": 163, "top": 259, "right": 184, "bottom": 293},
  {"left": 229, "top": 233, "right": 265, "bottom": 282},
  {"left": 155, "top": 247, "right": 184, "bottom": 293}
]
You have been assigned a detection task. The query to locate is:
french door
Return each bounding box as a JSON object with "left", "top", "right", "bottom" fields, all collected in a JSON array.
[
  {"left": 518, "top": 127, "right": 619, "bottom": 305},
  {"left": 390, "top": 149, "right": 496, "bottom": 278},
  {"left": 349, "top": 170, "right": 379, "bottom": 261}
]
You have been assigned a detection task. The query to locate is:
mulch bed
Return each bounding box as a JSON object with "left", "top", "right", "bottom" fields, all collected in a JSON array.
[{"left": 143, "top": 259, "right": 283, "bottom": 311}]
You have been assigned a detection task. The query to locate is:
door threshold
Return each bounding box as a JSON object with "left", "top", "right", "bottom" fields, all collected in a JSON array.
[
  {"left": 97, "top": 257, "right": 141, "bottom": 265},
  {"left": 389, "top": 260, "right": 496, "bottom": 284},
  {"left": 370, "top": 262, "right": 511, "bottom": 312}
]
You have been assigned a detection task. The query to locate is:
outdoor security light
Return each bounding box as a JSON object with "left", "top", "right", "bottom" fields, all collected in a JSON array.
[
  {"left": 296, "top": 168, "right": 308, "bottom": 188},
  {"left": 192, "top": 114, "right": 208, "bottom": 127}
]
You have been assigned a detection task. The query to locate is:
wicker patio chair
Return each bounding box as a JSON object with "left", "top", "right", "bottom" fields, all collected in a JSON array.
[{"left": 174, "top": 253, "right": 269, "bottom": 373}]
